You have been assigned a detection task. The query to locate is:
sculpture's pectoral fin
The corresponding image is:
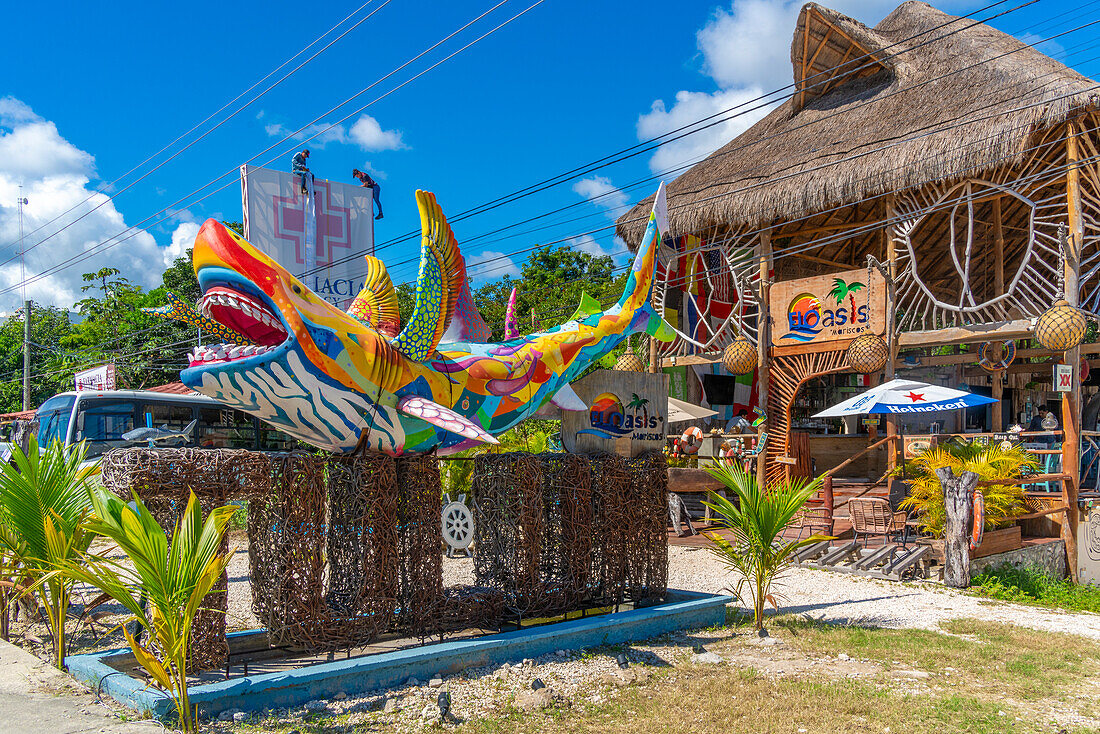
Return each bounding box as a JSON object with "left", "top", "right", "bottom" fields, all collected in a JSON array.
[
  {"left": 396, "top": 395, "right": 499, "bottom": 444},
  {"left": 647, "top": 316, "right": 677, "bottom": 342},
  {"left": 143, "top": 291, "right": 257, "bottom": 345},
  {"left": 549, "top": 383, "right": 587, "bottom": 411}
]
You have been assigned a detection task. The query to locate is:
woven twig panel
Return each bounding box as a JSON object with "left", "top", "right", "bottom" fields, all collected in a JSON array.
[
  {"left": 624, "top": 451, "right": 669, "bottom": 604},
  {"left": 394, "top": 456, "right": 445, "bottom": 639}
]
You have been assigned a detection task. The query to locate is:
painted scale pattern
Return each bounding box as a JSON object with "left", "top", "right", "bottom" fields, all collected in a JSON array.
[
  {"left": 143, "top": 291, "right": 256, "bottom": 345},
  {"left": 174, "top": 185, "right": 673, "bottom": 456}
]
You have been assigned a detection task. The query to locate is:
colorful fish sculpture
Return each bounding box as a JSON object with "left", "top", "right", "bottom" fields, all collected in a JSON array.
[{"left": 162, "top": 185, "right": 673, "bottom": 455}]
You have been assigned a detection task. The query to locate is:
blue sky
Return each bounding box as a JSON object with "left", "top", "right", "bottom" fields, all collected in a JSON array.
[{"left": 0, "top": 0, "right": 1093, "bottom": 313}]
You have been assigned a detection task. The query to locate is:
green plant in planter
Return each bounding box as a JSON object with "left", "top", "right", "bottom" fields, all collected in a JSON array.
[
  {"left": 897, "top": 438, "right": 1034, "bottom": 536},
  {"left": 703, "top": 461, "right": 830, "bottom": 631},
  {"left": 64, "top": 487, "right": 235, "bottom": 732},
  {"left": 0, "top": 437, "right": 97, "bottom": 668}
]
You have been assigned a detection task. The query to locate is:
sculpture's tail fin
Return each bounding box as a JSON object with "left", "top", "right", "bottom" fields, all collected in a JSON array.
[{"left": 617, "top": 183, "right": 675, "bottom": 342}]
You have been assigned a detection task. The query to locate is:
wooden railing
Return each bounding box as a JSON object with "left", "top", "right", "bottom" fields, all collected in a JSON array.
[{"left": 819, "top": 434, "right": 900, "bottom": 534}]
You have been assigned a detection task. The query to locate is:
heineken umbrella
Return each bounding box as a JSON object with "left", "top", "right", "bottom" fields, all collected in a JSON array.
[{"left": 813, "top": 378, "right": 997, "bottom": 418}]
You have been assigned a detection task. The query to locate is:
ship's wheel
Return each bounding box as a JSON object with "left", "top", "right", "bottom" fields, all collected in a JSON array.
[{"left": 441, "top": 493, "right": 474, "bottom": 557}]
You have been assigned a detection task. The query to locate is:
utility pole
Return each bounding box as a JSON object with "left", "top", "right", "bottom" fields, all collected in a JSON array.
[{"left": 17, "top": 190, "right": 30, "bottom": 412}]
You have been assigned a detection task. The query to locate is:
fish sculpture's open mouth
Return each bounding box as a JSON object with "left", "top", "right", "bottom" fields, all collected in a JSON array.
[{"left": 186, "top": 285, "right": 289, "bottom": 367}]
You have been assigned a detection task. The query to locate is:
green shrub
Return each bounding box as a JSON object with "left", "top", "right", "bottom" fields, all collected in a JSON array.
[{"left": 970, "top": 564, "right": 1100, "bottom": 612}]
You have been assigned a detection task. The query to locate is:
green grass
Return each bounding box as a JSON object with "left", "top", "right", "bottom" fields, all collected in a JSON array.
[
  {"left": 228, "top": 501, "right": 249, "bottom": 531},
  {"left": 970, "top": 564, "right": 1100, "bottom": 613}
]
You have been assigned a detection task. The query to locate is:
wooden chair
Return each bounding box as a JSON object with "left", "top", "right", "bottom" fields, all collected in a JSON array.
[
  {"left": 849, "top": 497, "right": 908, "bottom": 547},
  {"left": 787, "top": 505, "right": 832, "bottom": 541}
]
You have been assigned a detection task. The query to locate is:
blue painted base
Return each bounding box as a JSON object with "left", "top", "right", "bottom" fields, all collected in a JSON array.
[{"left": 66, "top": 589, "right": 730, "bottom": 719}]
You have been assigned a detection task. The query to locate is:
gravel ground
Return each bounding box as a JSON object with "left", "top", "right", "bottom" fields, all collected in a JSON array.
[
  {"left": 667, "top": 544, "right": 1100, "bottom": 640},
  {"left": 222, "top": 535, "right": 1100, "bottom": 641}
]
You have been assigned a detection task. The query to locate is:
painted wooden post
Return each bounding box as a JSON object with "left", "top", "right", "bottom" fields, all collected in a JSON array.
[
  {"left": 822, "top": 474, "right": 834, "bottom": 535},
  {"left": 756, "top": 230, "right": 773, "bottom": 488},
  {"left": 1064, "top": 120, "right": 1084, "bottom": 582},
  {"left": 883, "top": 194, "right": 899, "bottom": 471},
  {"left": 937, "top": 466, "right": 980, "bottom": 588}
]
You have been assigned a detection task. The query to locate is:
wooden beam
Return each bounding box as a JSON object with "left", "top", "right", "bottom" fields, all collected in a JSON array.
[
  {"left": 789, "top": 252, "right": 855, "bottom": 270},
  {"left": 894, "top": 342, "right": 1100, "bottom": 369},
  {"left": 1064, "top": 120, "right": 1084, "bottom": 582},
  {"left": 884, "top": 194, "right": 899, "bottom": 470},
  {"left": 660, "top": 353, "right": 720, "bottom": 368},
  {"left": 992, "top": 197, "right": 1006, "bottom": 432},
  {"left": 963, "top": 358, "right": 1100, "bottom": 378},
  {"left": 897, "top": 319, "right": 1036, "bottom": 347},
  {"left": 772, "top": 338, "right": 855, "bottom": 359}
]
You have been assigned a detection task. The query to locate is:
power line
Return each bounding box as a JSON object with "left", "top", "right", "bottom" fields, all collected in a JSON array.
[{"left": 0, "top": 0, "right": 393, "bottom": 259}]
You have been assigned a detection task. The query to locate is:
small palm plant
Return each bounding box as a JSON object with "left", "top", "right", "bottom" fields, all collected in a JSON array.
[
  {"left": 898, "top": 438, "right": 1034, "bottom": 536},
  {"left": 0, "top": 437, "right": 97, "bottom": 667},
  {"left": 65, "top": 487, "right": 236, "bottom": 732},
  {"left": 703, "top": 461, "right": 830, "bottom": 631}
]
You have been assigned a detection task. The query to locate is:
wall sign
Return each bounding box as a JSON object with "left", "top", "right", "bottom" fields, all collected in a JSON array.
[
  {"left": 1055, "top": 363, "right": 1074, "bottom": 392},
  {"left": 562, "top": 371, "right": 669, "bottom": 457},
  {"left": 769, "top": 267, "right": 887, "bottom": 346}
]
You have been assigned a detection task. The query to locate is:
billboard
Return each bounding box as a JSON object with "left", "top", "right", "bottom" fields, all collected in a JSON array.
[
  {"left": 75, "top": 364, "right": 115, "bottom": 392},
  {"left": 240, "top": 164, "right": 375, "bottom": 307}
]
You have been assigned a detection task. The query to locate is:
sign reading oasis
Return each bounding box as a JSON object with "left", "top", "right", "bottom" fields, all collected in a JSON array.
[
  {"left": 769, "top": 268, "right": 887, "bottom": 346},
  {"left": 562, "top": 371, "right": 669, "bottom": 457}
]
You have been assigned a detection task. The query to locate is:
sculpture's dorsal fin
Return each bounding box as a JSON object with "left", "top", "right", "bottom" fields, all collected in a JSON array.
[
  {"left": 142, "top": 291, "right": 257, "bottom": 345},
  {"left": 348, "top": 255, "right": 401, "bottom": 338},
  {"left": 391, "top": 191, "right": 465, "bottom": 361},
  {"left": 441, "top": 276, "right": 492, "bottom": 343},
  {"left": 567, "top": 291, "right": 602, "bottom": 323},
  {"left": 396, "top": 395, "right": 499, "bottom": 444},
  {"left": 504, "top": 287, "right": 520, "bottom": 339}
]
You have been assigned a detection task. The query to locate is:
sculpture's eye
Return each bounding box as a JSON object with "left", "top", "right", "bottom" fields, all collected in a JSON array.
[{"left": 292, "top": 285, "right": 302, "bottom": 295}]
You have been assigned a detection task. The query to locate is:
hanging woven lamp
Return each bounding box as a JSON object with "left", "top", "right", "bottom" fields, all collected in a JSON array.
[
  {"left": 846, "top": 334, "right": 889, "bottom": 374},
  {"left": 722, "top": 337, "right": 757, "bottom": 375},
  {"left": 1035, "top": 299, "right": 1087, "bottom": 352},
  {"left": 614, "top": 349, "right": 645, "bottom": 372}
]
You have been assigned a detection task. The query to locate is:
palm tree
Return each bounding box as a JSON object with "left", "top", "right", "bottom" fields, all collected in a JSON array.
[
  {"left": 627, "top": 393, "right": 651, "bottom": 425},
  {"left": 0, "top": 437, "right": 97, "bottom": 668},
  {"left": 897, "top": 438, "right": 1034, "bottom": 536},
  {"left": 828, "top": 277, "right": 865, "bottom": 316},
  {"left": 64, "top": 487, "right": 236, "bottom": 732},
  {"left": 703, "top": 461, "right": 830, "bottom": 631}
]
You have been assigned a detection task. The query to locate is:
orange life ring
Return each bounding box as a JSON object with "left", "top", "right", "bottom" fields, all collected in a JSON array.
[
  {"left": 970, "top": 489, "right": 985, "bottom": 551},
  {"left": 680, "top": 426, "right": 703, "bottom": 455}
]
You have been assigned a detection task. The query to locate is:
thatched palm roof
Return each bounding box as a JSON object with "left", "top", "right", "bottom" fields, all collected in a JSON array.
[{"left": 617, "top": 1, "right": 1098, "bottom": 246}]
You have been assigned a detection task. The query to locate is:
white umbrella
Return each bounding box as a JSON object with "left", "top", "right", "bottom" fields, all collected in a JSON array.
[
  {"left": 813, "top": 378, "right": 997, "bottom": 418},
  {"left": 667, "top": 397, "right": 718, "bottom": 424}
]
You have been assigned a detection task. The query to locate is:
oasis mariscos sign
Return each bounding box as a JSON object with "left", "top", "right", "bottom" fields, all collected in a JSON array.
[
  {"left": 562, "top": 371, "right": 669, "bottom": 457},
  {"left": 769, "top": 267, "right": 887, "bottom": 347}
]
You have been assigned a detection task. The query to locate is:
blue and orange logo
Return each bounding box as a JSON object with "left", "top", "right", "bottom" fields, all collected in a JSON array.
[
  {"left": 581, "top": 392, "right": 632, "bottom": 438},
  {"left": 783, "top": 292, "right": 822, "bottom": 342}
]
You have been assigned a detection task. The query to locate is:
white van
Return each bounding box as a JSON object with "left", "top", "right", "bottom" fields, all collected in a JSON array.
[{"left": 35, "top": 389, "right": 299, "bottom": 460}]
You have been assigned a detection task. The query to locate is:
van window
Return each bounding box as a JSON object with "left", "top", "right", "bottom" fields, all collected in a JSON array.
[
  {"left": 36, "top": 395, "right": 75, "bottom": 447},
  {"left": 197, "top": 407, "right": 256, "bottom": 449},
  {"left": 75, "top": 401, "right": 136, "bottom": 458}
]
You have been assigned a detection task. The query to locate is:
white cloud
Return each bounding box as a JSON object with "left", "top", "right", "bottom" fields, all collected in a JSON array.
[
  {"left": 638, "top": 0, "right": 906, "bottom": 175},
  {"left": 163, "top": 221, "right": 201, "bottom": 268},
  {"left": 467, "top": 250, "right": 520, "bottom": 283},
  {"left": 349, "top": 115, "right": 407, "bottom": 151},
  {"left": 265, "top": 114, "right": 406, "bottom": 153},
  {"left": 572, "top": 176, "right": 629, "bottom": 219},
  {"left": 0, "top": 98, "right": 176, "bottom": 311}
]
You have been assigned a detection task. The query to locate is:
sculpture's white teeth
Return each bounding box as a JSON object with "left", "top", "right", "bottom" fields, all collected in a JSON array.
[
  {"left": 197, "top": 288, "right": 289, "bottom": 344},
  {"left": 187, "top": 342, "right": 276, "bottom": 367}
]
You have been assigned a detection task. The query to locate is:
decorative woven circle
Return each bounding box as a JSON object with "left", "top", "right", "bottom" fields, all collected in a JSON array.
[
  {"left": 846, "top": 334, "right": 889, "bottom": 374},
  {"left": 1035, "top": 299, "right": 1087, "bottom": 352},
  {"left": 614, "top": 350, "right": 645, "bottom": 372},
  {"left": 722, "top": 338, "right": 757, "bottom": 375}
]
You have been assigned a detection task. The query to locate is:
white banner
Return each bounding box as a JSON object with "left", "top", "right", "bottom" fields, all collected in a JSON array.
[
  {"left": 240, "top": 164, "right": 375, "bottom": 307},
  {"left": 75, "top": 364, "right": 115, "bottom": 392}
]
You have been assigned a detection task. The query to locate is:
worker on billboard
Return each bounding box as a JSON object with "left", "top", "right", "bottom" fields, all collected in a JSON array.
[{"left": 352, "top": 168, "right": 384, "bottom": 220}]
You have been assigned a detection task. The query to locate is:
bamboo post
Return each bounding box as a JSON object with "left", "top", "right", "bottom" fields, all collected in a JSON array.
[
  {"left": 937, "top": 466, "right": 980, "bottom": 588},
  {"left": 822, "top": 474, "right": 834, "bottom": 535},
  {"left": 1063, "top": 120, "right": 1084, "bottom": 581},
  {"left": 756, "top": 230, "right": 773, "bottom": 487},
  {"left": 992, "top": 197, "right": 1006, "bottom": 432}
]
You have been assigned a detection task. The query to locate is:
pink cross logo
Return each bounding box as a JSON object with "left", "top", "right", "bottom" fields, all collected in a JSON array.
[{"left": 272, "top": 179, "right": 353, "bottom": 266}]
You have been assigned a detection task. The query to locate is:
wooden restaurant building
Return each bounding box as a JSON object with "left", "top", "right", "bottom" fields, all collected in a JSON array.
[{"left": 617, "top": 1, "right": 1100, "bottom": 576}]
